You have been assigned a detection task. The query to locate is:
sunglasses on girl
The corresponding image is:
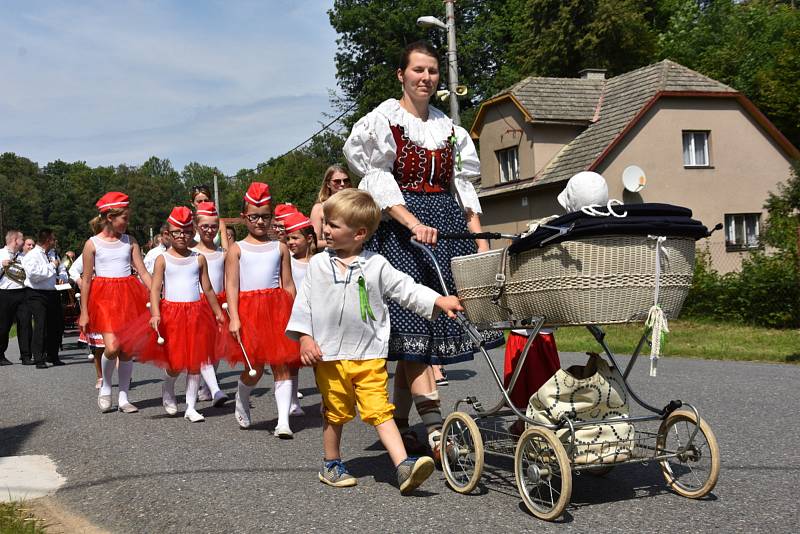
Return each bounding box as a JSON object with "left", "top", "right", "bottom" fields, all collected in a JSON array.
[{"left": 330, "top": 178, "right": 351, "bottom": 186}]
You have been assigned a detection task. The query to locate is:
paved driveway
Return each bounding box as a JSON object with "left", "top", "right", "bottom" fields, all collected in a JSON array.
[{"left": 1, "top": 331, "right": 798, "bottom": 533}]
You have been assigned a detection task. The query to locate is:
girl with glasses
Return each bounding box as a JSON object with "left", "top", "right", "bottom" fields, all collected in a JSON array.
[
  {"left": 190, "top": 184, "right": 230, "bottom": 251},
  {"left": 190, "top": 201, "right": 230, "bottom": 407},
  {"left": 224, "top": 182, "right": 300, "bottom": 437},
  {"left": 309, "top": 165, "right": 353, "bottom": 244},
  {"left": 119, "top": 207, "right": 225, "bottom": 423}
]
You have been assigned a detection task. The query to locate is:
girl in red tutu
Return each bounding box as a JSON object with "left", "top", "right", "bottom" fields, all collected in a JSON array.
[
  {"left": 225, "top": 182, "right": 299, "bottom": 436},
  {"left": 121, "top": 207, "right": 225, "bottom": 422},
  {"left": 191, "top": 201, "right": 229, "bottom": 407},
  {"left": 283, "top": 210, "right": 318, "bottom": 416},
  {"left": 79, "top": 192, "right": 152, "bottom": 413}
]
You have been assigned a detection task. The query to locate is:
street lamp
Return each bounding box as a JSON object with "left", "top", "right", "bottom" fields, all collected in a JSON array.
[{"left": 417, "top": 0, "right": 462, "bottom": 125}]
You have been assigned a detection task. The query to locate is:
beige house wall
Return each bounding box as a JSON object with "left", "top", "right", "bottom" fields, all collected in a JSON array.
[
  {"left": 595, "top": 97, "right": 794, "bottom": 272},
  {"left": 477, "top": 102, "right": 583, "bottom": 188},
  {"left": 479, "top": 183, "right": 563, "bottom": 238}
]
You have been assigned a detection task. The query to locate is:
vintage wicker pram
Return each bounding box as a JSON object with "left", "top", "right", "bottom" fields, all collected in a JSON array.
[{"left": 412, "top": 205, "right": 720, "bottom": 521}]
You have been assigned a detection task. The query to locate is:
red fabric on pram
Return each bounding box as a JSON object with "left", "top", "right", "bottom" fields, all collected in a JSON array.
[{"left": 503, "top": 331, "right": 561, "bottom": 410}]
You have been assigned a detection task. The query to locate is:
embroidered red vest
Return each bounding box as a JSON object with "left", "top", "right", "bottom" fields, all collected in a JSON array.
[{"left": 390, "top": 124, "right": 454, "bottom": 193}]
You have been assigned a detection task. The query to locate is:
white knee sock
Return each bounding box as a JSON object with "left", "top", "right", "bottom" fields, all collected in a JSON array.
[
  {"left": 200, "top": 363, "right": 221, "bottom": 397},
  {"left": 163, "top": 372, "right": 178, "bottom": 404},
  {"left": 117, "top": 360, "right": 134, "bottom": 405},
  {"left": 186, "top": 374, "right": 200, "bottom": 412},
  {"left": 100, "top": 354, "right": 115, "bottom": 396},
  {"left": 237, "top": 379, "right": 253, "bottom": 403},
  {"left": 290, "top": 374, "right": 301, "bottom": 411},
  {"left": 274, "top": 379, "right": 292, "bottom": 429}
]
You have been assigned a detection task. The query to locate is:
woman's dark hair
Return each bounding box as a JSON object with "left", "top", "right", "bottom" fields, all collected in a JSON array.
[
  {"left": 399, "top": 41, "right": 439, "bottom": 71},
  {"left": 190, "top": 184, "right": 212, "bottom": 202}
]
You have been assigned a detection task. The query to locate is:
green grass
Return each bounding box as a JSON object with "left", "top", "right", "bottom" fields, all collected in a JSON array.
[
  {"left": 0, "top": 502, "right": 47, "bottom": 533},
  {"left": 552, "top": 319, "right": 800, "bottom": 363}
]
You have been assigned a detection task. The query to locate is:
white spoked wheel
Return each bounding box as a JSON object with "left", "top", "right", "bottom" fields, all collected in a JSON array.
[
  {"left": 514, "top": 427, "right": 572, "bottom": 521},
  {"left": 656, "top": 409, "right": 720, "bottom": 499},
  {"left": 441, "top": 411, "right": 484, "bottom": 494}
]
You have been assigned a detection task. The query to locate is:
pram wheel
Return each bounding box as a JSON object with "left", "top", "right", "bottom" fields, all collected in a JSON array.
[
  {"left": 514, "top": 427, "right": 572, "bottom": 521},
  {"left": 656, "top": 409, "right": 720, "bottom": 499},
  {"left": 441, "top": 411, "right": 484, "bottom": 494}
]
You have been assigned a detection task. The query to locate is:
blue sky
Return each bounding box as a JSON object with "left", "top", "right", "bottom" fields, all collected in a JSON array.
[{"left": 0, "top": 0, "right": 339, "bottom": 175}]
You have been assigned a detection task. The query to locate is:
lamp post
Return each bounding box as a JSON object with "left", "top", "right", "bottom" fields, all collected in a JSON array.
[{"left": 417, "top": 0, "right": 461, "bottom": 125}]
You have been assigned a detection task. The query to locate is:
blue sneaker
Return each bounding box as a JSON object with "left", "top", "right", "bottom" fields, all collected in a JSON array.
[
  {"left": 397, "top": 456, "right": 435, "bottom": 494},
  {"left": 319, "top": 459, "right": 357, "bottom": 488}
]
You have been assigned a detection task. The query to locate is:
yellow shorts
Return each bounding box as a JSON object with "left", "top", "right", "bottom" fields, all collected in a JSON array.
[{"left": 314, "top": 358, "right": 395, "bottom": 426}]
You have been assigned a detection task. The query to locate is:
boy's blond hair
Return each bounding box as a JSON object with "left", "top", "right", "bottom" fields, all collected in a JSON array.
[{"left": 322, "top": 189, "right": 381, "bottom": 238}]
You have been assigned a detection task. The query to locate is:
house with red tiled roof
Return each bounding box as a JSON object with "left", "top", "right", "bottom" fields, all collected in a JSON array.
[{"left": 470, "top": 60, "right": 799, "bottom": 271}]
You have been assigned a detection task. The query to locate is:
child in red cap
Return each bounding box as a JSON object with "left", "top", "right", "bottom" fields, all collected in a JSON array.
[
  {"left": 119, "top": 207, "right": 226, "bottom": 422},
  {"left": 79, "top": 192, "right": 152, "bottom": 413},
  {"left": 272, "top": 203, "right": 300, "bottom": 242},
  {"left": 191, "top": 201, "right": 229, "bottom": 406},
  {"left": 225, "top": 182, "right": 300, "bottom": 436}
]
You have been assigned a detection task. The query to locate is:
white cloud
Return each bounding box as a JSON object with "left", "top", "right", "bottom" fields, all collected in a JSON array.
[{"left": 0, "top": 0, "right": 339, "bottom": 174}]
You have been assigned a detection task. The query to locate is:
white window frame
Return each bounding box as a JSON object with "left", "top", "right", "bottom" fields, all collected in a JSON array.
[
  {"left": 682, "top": 131, "right": 710, "bottom": 167},
  {"left": 497, "top": 146, "right": 520, "bottom": 183},
  {"left": 724, "top": 213, "right": 761, "bottom": 251}
]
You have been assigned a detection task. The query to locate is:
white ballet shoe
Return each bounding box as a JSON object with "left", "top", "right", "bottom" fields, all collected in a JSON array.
[
  {"left": 97, "top": 394, "right": 113, "bottom": 413},
  {"left": 119, "top": 402, "right": 139, "bottom": 414},
  {"left": 273, "top": 425, "right": 293, "bottom": 439},
  {"left": 197, "top": 386, "right": 212, "bottom": 402},
  {"left": 290, "top": 405, "right": 305, "bottom": 417},
  {"left": 234, "top": 391, "right": 251, "bottom": 429},
  {"left": 162, "top": 383, "right": 178, "bottom": 416},
  {"left": 184, "top": 409, "right": 205, "bottom": 423},
  {"left": 212, "top": 391, "right": 229, "bottom": 407}
]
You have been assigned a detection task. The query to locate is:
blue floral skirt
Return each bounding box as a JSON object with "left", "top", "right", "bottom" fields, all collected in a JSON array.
[{"left": 366, "top": 191, "right": 504, "bottom": 365}]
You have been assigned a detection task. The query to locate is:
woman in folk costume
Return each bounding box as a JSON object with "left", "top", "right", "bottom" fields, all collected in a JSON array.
[
  {"left": 225, "top": 182, "right": 300, "bottom": 437},
  {"left": 343, "top": 40, "right": 503, "bottom": 460},
  {"left": 191, "top": 201, "right": 230, "bottom": 406},
  {"left": 78, "top": 192, "right": 152, "bottom": 413}
]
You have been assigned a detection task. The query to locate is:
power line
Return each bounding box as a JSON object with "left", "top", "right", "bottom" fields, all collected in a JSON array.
[{"left": 220, "top": 99, "right": 359, "bottom": 181}]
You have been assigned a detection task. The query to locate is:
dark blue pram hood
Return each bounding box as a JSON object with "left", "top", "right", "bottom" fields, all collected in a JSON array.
[{"left": 508, "top": 203, "right": 713, "bottom": 254}]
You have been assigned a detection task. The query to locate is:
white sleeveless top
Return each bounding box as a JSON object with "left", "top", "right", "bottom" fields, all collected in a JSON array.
[
  {"left": 192, "top": 247, "right": 224, "bottom": 294},
  {"left": 163, "top": 252, "right": 201, "bottom": 302},
  {"left": 238, "top": 240, "right": 281, "bottom": 291},
  {"left": 90, "top": 234, "right": 132, "bottom": 278},
  {"left": 290, "top": 257, "right": 309, "bottom": 289}
]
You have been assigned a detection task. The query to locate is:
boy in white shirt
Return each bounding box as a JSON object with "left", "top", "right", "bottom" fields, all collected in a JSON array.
[{"left": 286, "top": 189, "right": 463, "bottom": 494}]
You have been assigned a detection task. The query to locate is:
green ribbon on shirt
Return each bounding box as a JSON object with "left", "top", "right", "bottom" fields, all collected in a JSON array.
[
  {"left": 358, "top": 276, "right": 376, "bottom": 322},
  {"left": 449, "top": 133, "right": 463, "bottom": 172}
]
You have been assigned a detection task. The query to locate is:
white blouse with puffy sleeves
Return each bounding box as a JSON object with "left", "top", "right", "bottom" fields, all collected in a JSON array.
[{"left": 343, "top": 98, "right": 483, "bottom": 214}]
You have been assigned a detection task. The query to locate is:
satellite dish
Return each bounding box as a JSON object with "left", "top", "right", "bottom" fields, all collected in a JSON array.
[{"left": 622, "top": 165, "right": 647, "bottom": 193}]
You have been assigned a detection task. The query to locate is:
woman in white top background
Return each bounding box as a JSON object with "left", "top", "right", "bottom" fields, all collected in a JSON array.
[
  {"left": 309, "top": 165, "right": 354, "bottom": 244},
  {"left": 343, "top": 40, "right": 503, "bottom": 460}
]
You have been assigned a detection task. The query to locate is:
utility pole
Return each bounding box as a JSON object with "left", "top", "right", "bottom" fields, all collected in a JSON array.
[{"left": 444, "top": 0, "right": 460, "bottom": 126}]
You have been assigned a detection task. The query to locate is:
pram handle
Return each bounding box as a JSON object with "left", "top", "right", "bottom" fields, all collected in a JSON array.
[{"left": 438, "top": 232, "right": 517, "bottom": 240}]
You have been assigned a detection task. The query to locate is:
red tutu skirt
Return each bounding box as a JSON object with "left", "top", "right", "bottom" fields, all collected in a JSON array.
[
  {"left": 78, "top": 331, "right": 105, "bottom": 349},
  {"left": 88, "top": 276, "right": 149, "bottom": 334},
  {"left": 119, "top": 299, "right": 226, "bottom": 374},
  {"left": 503, "top": 331, "right": 561, "bottom": 410},
  {"left": 225, "top": 288, "right": 299, "bottom": 367}
]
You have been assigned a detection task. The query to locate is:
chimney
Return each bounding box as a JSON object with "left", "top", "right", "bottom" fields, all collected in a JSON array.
[{"left": 579, "top": 68, "right": 606, "bottom": 80}]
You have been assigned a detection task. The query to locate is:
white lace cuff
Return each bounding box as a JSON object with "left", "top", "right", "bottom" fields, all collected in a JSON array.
[{"left": 358, "top": 169, "right": 406, "bottom": 210}]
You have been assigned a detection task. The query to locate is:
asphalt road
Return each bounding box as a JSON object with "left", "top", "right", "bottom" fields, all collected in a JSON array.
[{"left": 2, "top": 329, "right": 798, "bottom": 533}]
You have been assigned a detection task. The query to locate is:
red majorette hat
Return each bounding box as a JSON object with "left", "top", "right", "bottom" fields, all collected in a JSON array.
[
  {"left": 195, "top": 201, "right": 218, "bottom": 217},
  {"left": 167, "top": 206, "right": 194, "bottom": 229},
  {"left": 282, "top": 211, "right": 312, "bottom": 233},
  {"left": 274, "top": 203, "right": 299, "bottom": 220},
  {"left": 96, "top": 192, "right": 129, "bottom": 213},
  {"left": 244, "top": 182, "right": 271, "bottom": 207}
]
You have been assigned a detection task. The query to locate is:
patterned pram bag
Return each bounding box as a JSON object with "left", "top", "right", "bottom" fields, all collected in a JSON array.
[{"left": 526, "top": 353, "right": 634, "bottom": 465}]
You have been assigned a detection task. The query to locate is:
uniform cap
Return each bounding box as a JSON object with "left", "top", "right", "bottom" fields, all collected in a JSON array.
[
  {"left": 274, "top": 203, "right": 300, "bottom": 220},
  {"left": 244, "top": 182, "right": 271, "bottom": 206},
  {"left": 167, "top": 206, "right": 194, "bottom": 228},
  {"left": 195, "top": 201, "right": 218, "bottom": 217},
  {"left": 282, "top": 211, "right": 312, "bottom": 233},
  {"left": 96, "top": 192, "right": 129, "bottom": 213}
]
